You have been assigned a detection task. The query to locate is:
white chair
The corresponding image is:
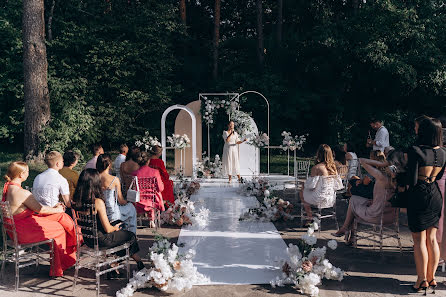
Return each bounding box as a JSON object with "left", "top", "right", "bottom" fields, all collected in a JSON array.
[
  {"left": 336, "top": 165, "right": 349, "bottom": 195},
  {"left": 130, "top": 176, "right": 161, "bottom": 229},
  {"left": 0, "top": 201, "right": 54, "bottom": 291}
]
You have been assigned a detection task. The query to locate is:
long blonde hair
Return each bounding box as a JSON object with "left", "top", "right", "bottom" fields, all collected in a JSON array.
[
  {"left": 4, "top": 161, "right": 28, "bottom": 182},
  {"left": 316, "top": 144, "right": 337, "bottom": 175}
]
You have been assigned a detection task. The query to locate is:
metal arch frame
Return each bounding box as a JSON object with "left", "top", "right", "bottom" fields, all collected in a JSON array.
[
  {"left": 235, "top": 91, "right": 270, "bottom": 175},
  {"left": 198, "top": 93, "right": 239, "bottom": 159},
  {"left": 161, "top": 104, "right": 197, "bottom": 178}
]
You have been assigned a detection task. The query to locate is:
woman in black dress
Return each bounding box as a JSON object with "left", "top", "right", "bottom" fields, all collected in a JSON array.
[
  {"left": 407, "top": 117, "right": 446, "bottom": 294},
  {"left": 72, "top": 169, "right": 145, "bottom": 274}
]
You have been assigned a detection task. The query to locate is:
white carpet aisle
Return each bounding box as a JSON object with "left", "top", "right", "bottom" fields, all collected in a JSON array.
[{"left": 177, "top": 185, "right": 288, "bottom": 285}]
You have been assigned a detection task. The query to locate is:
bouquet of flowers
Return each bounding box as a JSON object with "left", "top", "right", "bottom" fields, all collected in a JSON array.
[
  {"left": 135, "top": 131, "right": 162, "bottom": 151},
  {"left": 167, "top": 134, "right": 191, "bottom": 150},
  {"left": 281, "top": 131, "right": 308, "bottom": 151},
  {"left": 239, "top": 196, "right": 295, "bottom": 222},
  {"left": 239, "top": 176, "right": 271, "bottom": 198},
  {"left": 270, "top": 220, "right": 344, "bottom": 297},
  {"left": 195, "top": 154, "right": 224, "bottom": 178},
  {"left": 247, "top": 132, "right": 269, "bottom": 148},
  {"left": 116, "top": 235, "right": 209, "bottom": 297}
]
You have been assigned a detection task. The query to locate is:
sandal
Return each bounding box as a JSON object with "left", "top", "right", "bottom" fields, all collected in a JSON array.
[{"left": 331, "top": 228, "right": 348, "bottom": 238}]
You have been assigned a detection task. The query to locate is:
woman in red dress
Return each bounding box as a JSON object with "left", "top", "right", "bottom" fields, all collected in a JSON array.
[
  {"left": 132, "top": 152, "right": 164, "bottom": 228},
  {"left": 2, "top": 161, "right": 77, "bottom": 277},
  {"left": 149, "top": 145, "right": 175, "bottom": 207}
]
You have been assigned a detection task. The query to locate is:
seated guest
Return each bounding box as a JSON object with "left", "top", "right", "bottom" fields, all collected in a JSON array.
[
  {"left": 149, "top": 145, "right": 175, "bottom": 207},
  {"left": 333, "top": 157, "right": 396, "bottom": 242},
  {"left": 72, "top": 169, "right": 145, "bottom": 271},
  {"left": 2, "top": 161, "right": 76, "bottom": 277},
  {"left": 299, "top": 144, "right": 343, "bottom": 222},
  {"left": 132, "top": 151, "right": 164, "bottom": 228},
  {"left": 97, "top": 153, "right": 137, "bottom": 234},
  {"left": 59, "top": 150, "right": 80, "bottom": 200},
  {"left": 348, "top": 150, "right": 386, "bottom": 199},
  {"left": 84, "top": 144, "right": 104, "bottom": 170},
  {"left": 333, "top": 145, "right": 347, "bottom": 170},
  {"left": 33, "top": 151, "right": 71, "bottom": 208},
  {"left": 113, "top": 144, "right": 128, "bottom": 180},
  {"left": 120, "top": 146, "right": 141, "bottom": 193},
  {"left": 344, "top": 142, "right": 359, "bottom": 179}
]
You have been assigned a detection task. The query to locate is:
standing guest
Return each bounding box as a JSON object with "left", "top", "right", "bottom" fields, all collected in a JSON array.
[
  {"left": 84, "top": 144, "right": 104, "bottom": 170},
  {"left": 366, "top": 118, "right": 390, "bottom": 152},
  {"left": 113, "top": 144, "right": 128, "bottom": 180},
  {"left": 132, "top": 152, "right": 164, "bottom": 228},
  {"left": 344, "top": 142, "right": 359, "bottom": 179},
  {"left": 149, "top": 145, "right": 175, "bottom": 207},
  {"left": 120, "top": 146, "right": 141, "bottom": 193},
  {"left": 33, "top": 151, "right": 71, "bottom": 208},
  {"left": 97, "top": 153, "right": 137, "bottom": 234},
  {"left": 72, "top": 169, "right": 145, "bottom": 272},
  {"left": 434, "top": 117, "right": 446, "bottom": 266},
  {"left": 404, "top": 117, "right": 445, "bottom": 294},
  {"left": 59, "top": 150, "right": 80, "bottom": 200},
  {"left": 222, "top": 121, "right": 246, "bottom": 183},
  {"left": 299, "top": 144, "right": 343, "bottom": 222},
  {"left": 2, "top": 161, "right": 77, "bottom": 277}
]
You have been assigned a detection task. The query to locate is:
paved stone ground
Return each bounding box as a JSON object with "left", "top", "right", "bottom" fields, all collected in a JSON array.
[{"left": 1, "top": 189, "right": 446, "bottom": 297}]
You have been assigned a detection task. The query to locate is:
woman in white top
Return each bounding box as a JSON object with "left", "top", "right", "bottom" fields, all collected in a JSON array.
[
  {"left": 344, "top": 142, "right": 359, "bottom": 179},
  {"left": 222, "top": 121, "right": 246, "bottom": 183},
  {"left": 299, "top": 144, "right": 343, "bottom": 221}
]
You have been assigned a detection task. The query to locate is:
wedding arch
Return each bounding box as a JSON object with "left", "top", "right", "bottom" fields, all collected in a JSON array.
[
  {"left": 199, "top": 91, "right": 271, "bottom": 174},
  {"left": 161, "top": 104, "right": 197, "bottom": 178}
]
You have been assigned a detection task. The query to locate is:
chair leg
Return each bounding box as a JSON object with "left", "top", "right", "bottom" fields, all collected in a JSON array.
[
  {"left": 353, "top": 220, "right": 358, "bottom": 248},
  {"left": 396, "top": 223, "right": 402, "bottom": 254},
  {"left": 72, "top": 264, "right": 79, "bottom": 291},
  {"left": 126, "top": 248, "right": 130, "bottom": 281},
  {"left": 96, "top": 268, "right": 100, "bottom": 297},
  {"left": 300, "top": 203, "right": 304, "bottom": 227},
  {"left": 14, "top": 258, "right": 19, "bottom": 291},
  {"left": 379, "top": 226, "right": 384, "bottom": 253}
]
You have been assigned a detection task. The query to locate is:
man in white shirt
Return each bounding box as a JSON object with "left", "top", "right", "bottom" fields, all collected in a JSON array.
[
  {"left": 367, "top": 118, "right": 390, "bottom": 152},
  {"left": 33, "top": 151, "right": 71, "bottom": 207},
  {"left": 84, "top": 144, "right": 104, "bottom": 170},
  {"left": 113, "top": 144, "right": 128, "bottom": 179}
]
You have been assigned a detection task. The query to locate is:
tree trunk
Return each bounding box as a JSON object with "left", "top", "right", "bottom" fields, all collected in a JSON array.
[
  {"left": 179, "top": 0, "right": 186, "bottom": 25},
  {"left": 276, "top": 0, "right": 282, "bottom": 46},
  {"left": 212, "top": 0, "right": 221, "bottom": 80},
  {"left": 23, "top": 0, "right": 50, "bottom": 160},
  {"left": 47, "top": 0, "right": 55, "bottom": 41},
  {"left": 256, "top": 0, "right": 264, "bottom": 68}
]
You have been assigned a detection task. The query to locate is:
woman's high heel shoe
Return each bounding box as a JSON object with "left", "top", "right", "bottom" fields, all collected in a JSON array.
[
  {"left": 428, "top": 279, "right": 437, "bottom": 294},
  {"left": 412, "top": 280, "right": 428, "bottom": 296}
]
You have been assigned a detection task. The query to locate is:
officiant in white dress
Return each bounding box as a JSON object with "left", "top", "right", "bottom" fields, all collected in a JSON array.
[{"left": 223, "top": 121, "right": 246, "bottom": 183}]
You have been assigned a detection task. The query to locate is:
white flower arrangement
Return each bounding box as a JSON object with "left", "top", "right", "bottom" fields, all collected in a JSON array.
[
  {"left": 161, "top": 180, "right": 209, "bottom": 228},
  {"left": 194, "top": 154, "right": 224, "bottom": 179},
  {"left": 238, "top": 176, "right": 272, "bottom": 198},
  {"left": 116, "top": 236, "right": 209, "bottom": 297},
  {"left": 167, "top": 134, "right": 191, "bottom": 150},
  {"left": 270, "top": 219, "right": 344, "bottom": 296},
  {"left": 201, "top": 96, "right": 240, "bottom": 126},
  {"left": 239, "top": 181, "right": 295, "bottom": 223},
  {"left": 135, "top": 131, "right": 161, "bottom": 151},
  {"left": 247, "top": 132, "right": 269, "bottom": 148},
  {"left": 230, "top": 110, "right": 254, "bottom": 138},
  {"left": 281, "top": 131, "right": 308, "bottom": 151}
]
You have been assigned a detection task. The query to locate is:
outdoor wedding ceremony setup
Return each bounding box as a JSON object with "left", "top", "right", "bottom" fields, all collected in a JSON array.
[{"left": 1, "top": 1, "right": 446, "bottom": 297}]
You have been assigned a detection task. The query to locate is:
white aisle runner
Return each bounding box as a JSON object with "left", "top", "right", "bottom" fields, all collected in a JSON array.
[{"left": 177, "top": 185, "right": 288, "bottom": 285}]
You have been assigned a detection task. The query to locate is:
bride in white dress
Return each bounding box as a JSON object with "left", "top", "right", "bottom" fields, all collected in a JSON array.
[{"left": 223, "top": 121, "right": 245, "bottom": 182}]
